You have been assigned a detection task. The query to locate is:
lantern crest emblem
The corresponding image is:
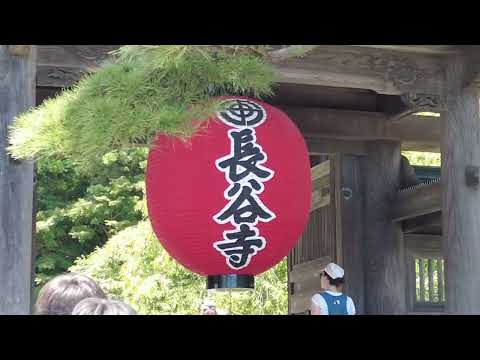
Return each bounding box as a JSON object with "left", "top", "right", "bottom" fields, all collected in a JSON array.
[{"left": 217, "top": 99, "right": 267, "bottom": 128}]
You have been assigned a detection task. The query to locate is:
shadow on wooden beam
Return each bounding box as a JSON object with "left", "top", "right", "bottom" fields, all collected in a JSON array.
[
  {"left": 391, "top": 181, "right": 442, "bottom": 222},
  {"left": 403, "top": 212, "right": 441, "bottom": 234}
]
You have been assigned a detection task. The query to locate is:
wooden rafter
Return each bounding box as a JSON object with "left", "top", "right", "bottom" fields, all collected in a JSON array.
[
  {"left": 283, "top": 107, "right": 440, "bottom": 144},
  {"left": 310, "top": 160, "right": 330, "bottom": 211},
  {"left": 36, "top": 45, "right": 451, "bottom": 96},
  {"left": 403, "top": 212, "right": 441, "bottom": 234},
  {"left": 404, "top": 234, "right": 442, "bottom": 257},
  {"left": 270, "top": 45, "right": 447, "bottom": 96},
  {"left": 306, "top": 138, "right": 367, "bottom": 156},
  {"left": 391, "top": 181, "right": 442, "bottom": 222}
]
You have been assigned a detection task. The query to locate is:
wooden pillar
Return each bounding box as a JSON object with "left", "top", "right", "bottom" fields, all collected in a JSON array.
[
  {"left": 338, "top": 154, "right": 365, "bottom": 314},
  {"left": 443, "top": 57, "right": 480, "bottom": 314},
  {"left": 0, "top": 45, "right": 36, "bottom": 314},
  {"left": 361, "top": 141, "right": 407, "bottom": 314}
]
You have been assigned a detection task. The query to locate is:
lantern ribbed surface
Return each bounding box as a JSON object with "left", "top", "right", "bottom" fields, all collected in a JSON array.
[{"left": 146, "top": 97, "right": 311, "bottom": 276}]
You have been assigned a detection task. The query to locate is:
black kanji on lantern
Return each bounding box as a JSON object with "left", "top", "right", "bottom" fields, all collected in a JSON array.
[
  {"left": 217, "top": 99, "right": 266, "bottom": 128},
  {"left": 213, "top": 99, "right": 275, "bottom": 270},
  {"left": 216, "top": 128, "right": 273, "bottom": 184},
  {"left": 214, "top": 183, "right": 275, "bottom": 225},
  {"left": 213, "top": 224, "right": 266, "bottom": 269}
]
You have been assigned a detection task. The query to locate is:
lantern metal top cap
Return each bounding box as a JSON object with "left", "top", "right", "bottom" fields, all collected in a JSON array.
[{"left": 207, "top": 275, "right": 254, "bottom": 291}]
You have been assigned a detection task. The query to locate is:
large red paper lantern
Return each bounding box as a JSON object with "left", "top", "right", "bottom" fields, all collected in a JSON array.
[{"left": 146, "top": 97, "right": 311, "bottom": 289}]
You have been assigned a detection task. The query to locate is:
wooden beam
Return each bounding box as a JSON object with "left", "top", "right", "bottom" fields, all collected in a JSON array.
[
  {"left": 306, "top": 138, "right": 367, "bottom": 156},
  {"left": 283, "top": 107, "right": 440, "bottom": 146},
  {"left": 293, "top": 276, "right": 322, "bottom": 295},
  {"left": 311, "top": 159, "right": 330, "bottom": 181},
  {"left": 311, "top": 160, "right": 330, "bottom": 211},
  {"left": 404, "top": 234, "right": 442, "bottom": 256},
  {"left": 289, "top": 256, "right": 332, "bottom": 284},
  {"left": 391, "top": 181, "right": 442, "bottom": 222},
  {"left": 36, "top": 45, "right": 118, "bottom": 88},
  {"left": 403, "top": 212, "right": 441, "bottom": 234},
  {"left": 290, "top": 293, "right": 314, "bottom": 314},
  {"left": 284, "top": 107, "right": 388, "bottom": 140},
  {"left": 310, "top": 182, "right": 329, "bottom": 210},
  {"left": 268, "top": 45, "right": 320, "bottom": 62},
  {"left": 37, "top": 65, "right": 88, "bottom": 88},
  {"left": 268, "top": 83, "right": 378, "bottom": 111},
  {"left": 354, "top": 45, "right": 460, "bottom": 55},
  {"left": 36, "top": 45, "right": 448, "bottom": 96},
  {"left": 38, "top": 45, "right": 118, "bottom": 68},
  {"left": 379, "top": 89, "right": 445, "bottom": 124},
  {"left": 0, "top": 46, "right": 36, "bottom": 314},
  {"left": 272, "top": 45, "right": 447, "bottom": 96},
  {"left": 392, "top": 114, "right": 440, "bottom": 141},
  {"left": 289, "top": 256, "right": 331, "bottom": 313}
]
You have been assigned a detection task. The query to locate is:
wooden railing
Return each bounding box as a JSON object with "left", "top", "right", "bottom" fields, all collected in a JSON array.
[
  {"left": 412, "top": 257, "right": 445, "bottom": 313},
  {"left": 405, "top": 234, "right": 445, "bottom": 313}
]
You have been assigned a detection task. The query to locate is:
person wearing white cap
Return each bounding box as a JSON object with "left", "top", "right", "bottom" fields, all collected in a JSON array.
[{"left": 310, "top": 262, "right": 356, "bottom": 315}]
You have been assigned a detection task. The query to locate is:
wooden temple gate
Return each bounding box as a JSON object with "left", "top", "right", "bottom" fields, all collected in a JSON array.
[
  {"left": 288, "top": 156, "right": 444, "bottom": 315},
  {"left": 2, "top": 45, "right": 480, "bottom": 314},
  {"left": 288, "top": 154, "right": 366, "bottom": 314}
]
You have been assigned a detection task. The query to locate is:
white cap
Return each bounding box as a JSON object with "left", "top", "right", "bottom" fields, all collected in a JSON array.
[{"left": 324, "top": 263, "right": 344, "bottom": 279}]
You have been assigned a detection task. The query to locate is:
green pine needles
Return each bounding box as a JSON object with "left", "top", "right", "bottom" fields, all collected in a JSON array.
[{"left": 8, "top": 45, "right": 275, "bottom": 166}]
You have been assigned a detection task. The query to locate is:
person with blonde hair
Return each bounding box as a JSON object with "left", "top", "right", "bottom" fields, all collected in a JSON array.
[
  {"left": 35, "top": 273, "right": 106, "bottom": 315},
  {"left": 311, "top": 263, "right": 356, "bottom": 315},
  {"left": 72, "top": 298, "right": 137, "bottom": 315}
]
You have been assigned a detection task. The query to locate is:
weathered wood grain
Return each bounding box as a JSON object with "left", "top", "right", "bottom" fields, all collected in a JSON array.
[
  {"left": 361, "top": 141, "right": 407, "bottom": 314},
  {"left": 0, "top": 46, "right": 36, "bottom": 314},
  {"left": 306, "top": 138, "right": 367, "bottom": 156},
  {"left": 289, "top": 256, "right": 332, "bottom": 284},
  {"left": 311, "top": 160, "right": 330, "bottom": 211},
  {"left": 442, "top": 55, "right": 480, "bottom": 314},
  {"left": 311, "top": 160, "right": 330, "bottom": 181},
  {"left": 403, "top": 212, "right": 442, "bottom": 234},
  {"left": 391, "top": 182, "right": 442, "bottom": 222},
  {"left": 282, "top": 106, "right": 441, "bottom": 153},
  {"left": 289, "top": 256, "right": 332, "bottom": 314},
  {"left": 338, "top": 155, "right": 365, "bottom": 314},
  {"left": 36, "top": 45, "right": 118, "bottom": 88},
  {"left": 35, "top": 45, "right": 448, "bottom": 96},
  {"left": 405, "top": 234, "right": 442, "bottom": 257},
  {"left": 272, "top": 45, "right": 447, "bottom": 96}
]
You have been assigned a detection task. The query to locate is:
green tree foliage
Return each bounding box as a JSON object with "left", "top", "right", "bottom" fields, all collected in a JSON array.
[
  {"left": 402, "top": 151, "right": 441, "bottom": 167},
  {"left": 35, "top": 149, "right": 147, "bottom": 287},
  {"left": 71, "top": 221, "right": 287, "bottom": 315},
  {"left": 36, "top": 148, "right": 288, "bottom": 314}
]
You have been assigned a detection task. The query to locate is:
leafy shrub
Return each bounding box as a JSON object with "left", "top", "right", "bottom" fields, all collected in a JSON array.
[
  {"left": 35, "top": 148, "right": 147, "bottom": 287},
  {"left": 71, "top": 221, "right": 287, "bottom": 315}
]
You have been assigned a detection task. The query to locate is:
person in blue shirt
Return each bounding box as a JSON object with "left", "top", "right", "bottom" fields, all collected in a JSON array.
[{"left": 311, "top": 262, "right": 356, "bottom": 315}]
